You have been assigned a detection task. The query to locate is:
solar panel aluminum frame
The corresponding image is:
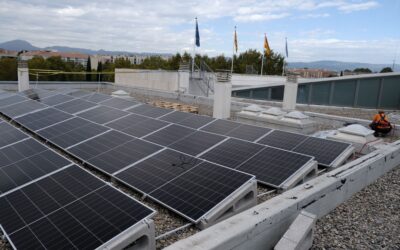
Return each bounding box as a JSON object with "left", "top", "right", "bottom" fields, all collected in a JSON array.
[
  {"left": 292, "top": 138, "right": 354, "bottom": 168},
  {"left": 242, "top": 146, "right": 318, "bottom": 189},
  {"left": 146, "top": 161, "right": 256, "bottom": 224},
  {"left": 0, "top": 166, "right": 157, "bottom": 250},
  {"left": 112, "top": 148, "right": 256, "bottom": 224}
]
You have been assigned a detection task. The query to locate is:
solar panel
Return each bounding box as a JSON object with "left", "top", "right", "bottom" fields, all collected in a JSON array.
[
  {"left": 144, "top": 124, "right": 196, "bottom": 146},
  {"left": 106, "top": 114, "right": 169, "bottom": 138},
  {"left": 115, "top": 149, "right": 202, "bottom": 194},
  {"left": 0, "top": 165, "right": 155, "bottom": 250},
  {"left": 67, "top": 90, "right": 92, "bottom": 98},
  {"left": 169, "top": 131, "right": 226, "bottom": 156},
  {"left": 236, "top": 146, "right": 314, "bottom": 187},
  {"left": 0, "top": 100, "right": 47, "bottom": 118},
  {"left": 0, "top": 138, "right": 71, "bottom": 195},
  {"left": 77, "top": 105, "right": 128, "bottom": 124},
  {"left": 0, "top": 95, "right": 27, "bottom": 108},
  {"left": 0, "top": 122, "right": 28, "bottom": 148},
  {"left": 0, "top": 91, "right": 14, "bottom": 100},
  {"left": 81, "top": 92, "right": 113, "bottom": 103},
  {"left": 257, "top": 130, "right": 308, "bottom": 150},
  {"left": 38, "top": 94, "right": 75, "bottom": 106},
  {"left": 99, "top": 97, "right": 139, "bottom": 110},
  {"left": 37, "top": 117, "right": 109, "bottom": 148},
  {"left": 67, "top": 130, "right": 135, "bottom": 160},
  {"left": 17, "top": 89, "right": 56, "bottom": 100},
  {"left": 54, "top": 99, "right": 97, "bottom": 114},
  {"left": 149, "top": 161, "right": 254, "bottom": 222},
  {"left": 226, "top": 124, "right": 272, "bottom": 142},
  {"left": 128, "top": 104, "right": 173, "bottom": 118},
  {"left": 159, "top": 111, "right": 194, "bottom": 123},
  {"left": 15, "top": 108, "right": 73, "bottom": 131},
  {"left": 200, "top": 119, "right": 241, "bottom": 135},
  {"left": 200, "top": 138, "right": 264, "bottom": 168},
  {"left": 177, "top": 115, "right": 215, "bottom": 129},
  {"left": 293, "top": 137, "right": 351, "bottom": 167}
]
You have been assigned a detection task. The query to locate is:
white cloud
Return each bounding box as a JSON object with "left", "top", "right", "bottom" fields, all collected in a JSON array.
[
  {"left": 234, "top": 13, "right": 290, "bottom": 22},
  {"left": 338, "top": 1, "right": 379, "bottom": 13}
]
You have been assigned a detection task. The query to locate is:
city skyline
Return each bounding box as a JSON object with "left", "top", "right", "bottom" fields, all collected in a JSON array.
[{"left": 0, "top": 0, "right": 399, "bottom": 64}]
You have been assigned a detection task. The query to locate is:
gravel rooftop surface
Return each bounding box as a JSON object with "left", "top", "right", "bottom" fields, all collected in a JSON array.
[{"left": 312, "top": 166, "right": 400, "bottom": 249}]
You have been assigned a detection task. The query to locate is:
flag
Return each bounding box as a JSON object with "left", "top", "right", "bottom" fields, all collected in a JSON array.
[
  {"left": 195, "top": 18, "right": 200, "bottom": 47},
  {"left": 234, "top": 26, "right": 238, "bottom": 53},
  {"left": 264, "top": 34, "right": 271, "bottom": 57},
  {"left": 285, "top": 37, "right": 289, "bottom": 58}
]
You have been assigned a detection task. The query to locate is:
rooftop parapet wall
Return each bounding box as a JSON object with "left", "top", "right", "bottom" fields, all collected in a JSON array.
[{"left": 166, "top": 140, "right": 400, "bottom": 250}]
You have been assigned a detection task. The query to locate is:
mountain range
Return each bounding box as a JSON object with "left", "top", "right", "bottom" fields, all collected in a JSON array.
[{"left": 1, "top": 39, "right": 398, "bottom": 72}]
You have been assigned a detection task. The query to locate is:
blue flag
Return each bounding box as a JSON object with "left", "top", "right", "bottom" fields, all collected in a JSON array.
[{"left": 195, "top": 18, "right": 200, "bottom": 47}]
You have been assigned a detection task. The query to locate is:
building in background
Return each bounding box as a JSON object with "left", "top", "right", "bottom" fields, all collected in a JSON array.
[
  {"left": 288, "top": 68, "right": 338, "bottom": 78},
  {"left": 19, "top": 51, "right": 88, "bottom": 66},
  {"left": 0, "top": 49, "right": 18, "bottom": 59}
]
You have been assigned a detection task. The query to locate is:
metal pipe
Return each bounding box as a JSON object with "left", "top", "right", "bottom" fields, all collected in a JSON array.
[{"left": 257, "top": 189, "right": 276, "bottom": 198}]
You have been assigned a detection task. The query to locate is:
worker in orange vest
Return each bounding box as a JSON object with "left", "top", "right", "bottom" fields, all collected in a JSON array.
[{"left": 369, "top": 110, "right": 392, "bottom": 137}]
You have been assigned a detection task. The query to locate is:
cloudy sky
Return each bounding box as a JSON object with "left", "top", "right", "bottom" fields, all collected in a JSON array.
[{"left": 0, "top": 0, "right": 399, "bottom": 63}]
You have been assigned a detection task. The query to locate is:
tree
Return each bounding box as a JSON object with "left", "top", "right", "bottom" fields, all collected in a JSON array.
[
  {"left": 86, "top": 56, "right": 92, "bottom": 81},
  {"left": 380, "top": 67, "right": 393, "bottom": 73},
  {"left": 0, "top": 58, "right": 17, "bottom": 81},
  {"left": 96, "top": 62, "right": 103, "bottom": 81},
  {"left": 353, "top": 68, "right": 372, "bottom": 73}
]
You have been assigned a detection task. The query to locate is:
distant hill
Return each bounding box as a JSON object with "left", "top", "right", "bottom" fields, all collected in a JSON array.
[
  {"left": 0, "top": 39, "right": 40, "bottom": 51},
  {"left": 287, "top": 60, "right": 399, "bottom": 73},
  {"left": 0, "top": 39, "right": 172, "bottom": 56}
]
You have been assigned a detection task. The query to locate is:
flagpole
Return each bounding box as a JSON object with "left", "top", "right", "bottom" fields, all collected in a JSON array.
[
  {"left": 231, "top": 26, "right": 236, "bottom": 74},
  {"left": 192, "top": 18, "right": 197, "bottom": 74},
  {"left": 261, "top": 54, "right": 264, "bottom": 76},
  {"left": 282, "top": 37, "right": 287, "bottom": 76}
]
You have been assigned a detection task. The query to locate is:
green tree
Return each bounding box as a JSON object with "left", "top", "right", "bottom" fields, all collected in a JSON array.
[
  {"left": 114, "top": 58, "right": 131, "bottom": 68},
  {"left": 380, "top": 67, "right": 393, "bottom": 73},
  {"left": 353, "top": 68, "right": 372, "bottom": 73},
  {"left": 86, "top": 56, "right": 92, "bottom": 81},
  {"left": 97, "top": 62, "right": 103, "bottom": 81},
  {"left": 0, "top": 58, "right": 17, "bottom": 81}
]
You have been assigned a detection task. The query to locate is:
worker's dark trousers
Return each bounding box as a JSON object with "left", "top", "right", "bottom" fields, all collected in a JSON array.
[{"left": 373, "top": 127, "right": 392, "bottom": 136}]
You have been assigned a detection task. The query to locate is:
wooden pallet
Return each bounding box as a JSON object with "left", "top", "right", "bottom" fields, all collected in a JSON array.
[{"left": 150, "top": 101, "right": 198, "bottom": 114}]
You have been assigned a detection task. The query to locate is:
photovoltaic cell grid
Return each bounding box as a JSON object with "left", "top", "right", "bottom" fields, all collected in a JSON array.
[
  {"left": 293, "top": 137, "right": 351, "bottom": 167},
  {"left": 66, "top": 90, "right": 92, "bottom": 98},
  {"left": 106, "top": 114, "right": 170, "bottom": 138},
  {"left": 115, "top": 149, "right": 203, "bottom": 194},
  {"left": 115, "top": 149, "right": 254, "bottom": 222},
  {"left": 127, "top": 104, "right": 173, "bottom": 118},
  {"left": 37, "top": 94, "right": 75, "bottom": 106},
  {"left": 37, "top": 117, "right": 109, "bottom": 148},
  {"left": 149, "top": 161, "right": 253, "bottom": 222},
  {"left": 237, "top": 147, "right": 313, "bottom": 187},
  {"left": 159, "top": 111, "right": 194, "bottom": 123},
  {"left": 200, "top": 138, "right": 264, "bottom": 168},
  {"left": 99, "top": 97, "right": 139, "bottom": 110},
  {"left": 0, "top": 139, "right": 70, "bottom": 195},
  {"left": 77, "top": 105, "right": 129, "bottom": 124},
  {"left": 0, "top": 95, "right": 28, "bottom": 108},
  {"left": 68, "top": 130, "right": 162, "bottom": 174},
  {"left": 0, "top": 122, "right": 28, "bottom": 148},
  {"left": 0, "top": 165, "right": 155, "bottom": 250},
  {"left": 144, "top": 124, "right": 196, "bottom": 146},
  {"left": 177, "top": 115, "right": 215, "bottom": 129},
  {"left": 257, "top": 130, "right": 309, "bottom": 150},
  {"left": 15, "top": 108, "right": 73, "bottom": 131},
  {"left": 54, "top": 99, "right": 97, "bottom": 114},
  {"left": 200, "top": 119, "right": 241, "bottom": 135},
  {"left": 226, "top": 124, "right": 272, "bottom": 142},
  {"left": 0, "top": 100, "right": 47, "bottom": 118},
  {"left": 17, "top": 89, "right": 56, "bottom": 100},
  {"left": 80, "top": 92, "right": 113, "bottom": 103},
  {"left": 169, "top": 131, "right": 226, "bottom": 156}
]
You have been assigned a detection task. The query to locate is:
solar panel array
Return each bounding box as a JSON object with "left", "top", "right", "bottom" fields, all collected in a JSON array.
[
  {"left": 0, "top": 88, "right": 352, "bottom": 230},
  {"left": 0, "top": 110, "right": 156, "bottom": 249}
]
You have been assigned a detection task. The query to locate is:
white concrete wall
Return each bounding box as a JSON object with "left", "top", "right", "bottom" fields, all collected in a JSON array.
[
  {"left": 231, "top": 74, "right": 287, "bottom": 89},
  {"left": 115, "top": 69, "right": 181, "bottom": 92}
]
